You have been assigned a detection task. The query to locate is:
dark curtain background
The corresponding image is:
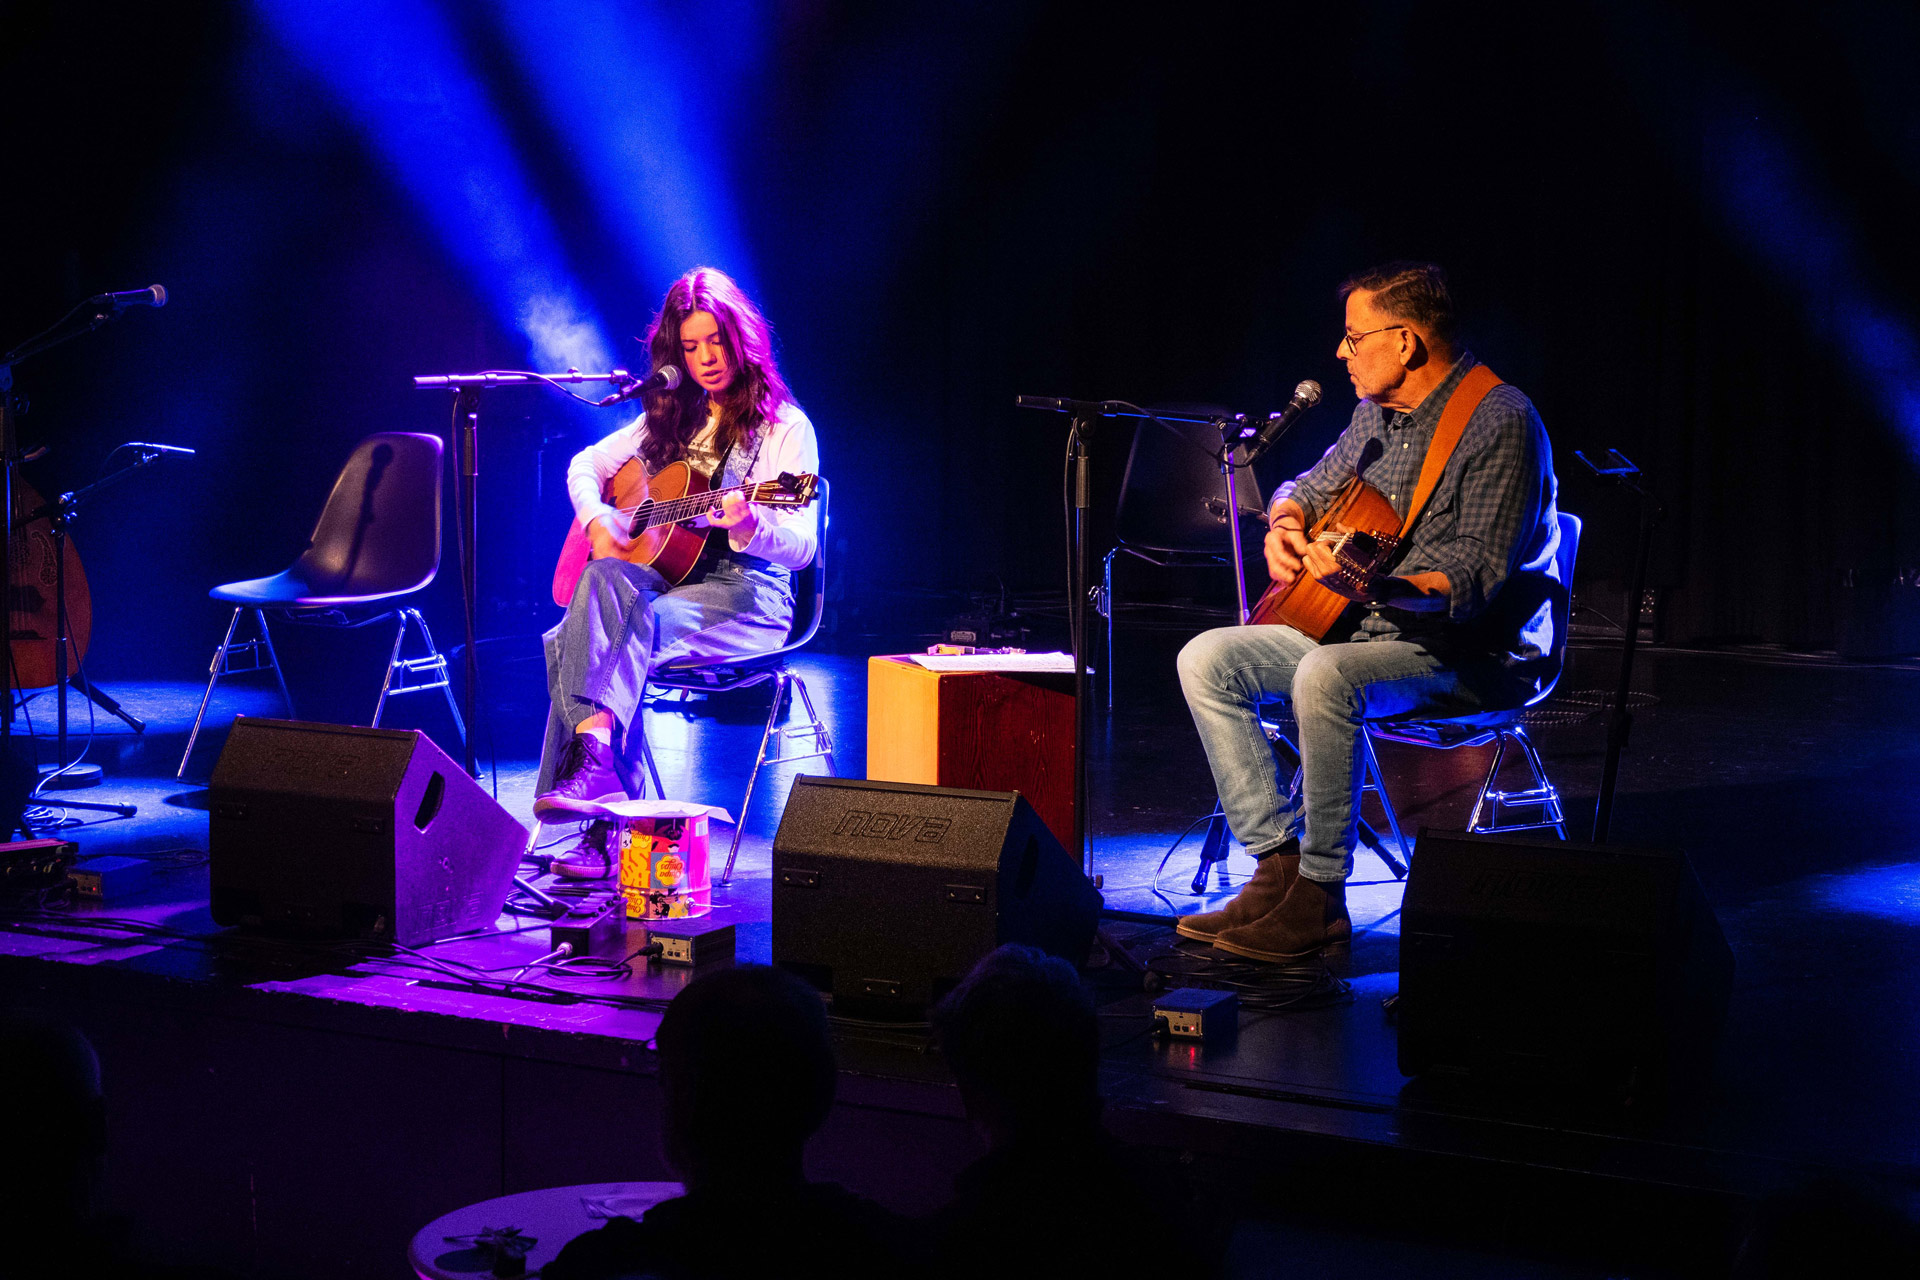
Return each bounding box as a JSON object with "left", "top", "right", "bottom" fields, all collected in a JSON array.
[{"left": 5, "top": 0, "right": 1919, "bottom": 684}]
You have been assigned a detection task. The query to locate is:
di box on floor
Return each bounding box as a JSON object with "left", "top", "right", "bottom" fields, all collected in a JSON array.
[
  {"left": 209, "top": 718, "right": 527, "bottom": 947},
  {"left": 771, "top": 777, "right": 1101, "bottom": 1020},
  {"left": 1397, "top": 829, "right": 1734, "bottom": 1105}
]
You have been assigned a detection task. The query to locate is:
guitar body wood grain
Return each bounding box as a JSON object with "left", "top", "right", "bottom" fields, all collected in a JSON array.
[
  {"left": 550, "top": 460, "right": 711, "bottom": 606},
  {"left": 1247, "top": 478, "right": 1403, "bottom": 641}
]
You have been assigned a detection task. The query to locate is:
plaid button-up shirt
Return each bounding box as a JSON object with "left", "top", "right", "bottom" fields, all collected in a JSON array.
[{"left": 1281, "top": 352, "right": 1561, "bottom": 670}]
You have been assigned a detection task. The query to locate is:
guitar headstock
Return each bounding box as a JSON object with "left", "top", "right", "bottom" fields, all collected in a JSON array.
[{"left": 756, "top": 472, "right": 820, "bottom": 507}]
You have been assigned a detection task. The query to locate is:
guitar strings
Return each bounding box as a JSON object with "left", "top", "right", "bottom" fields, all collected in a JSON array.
[{"left": 608, "top": 480, "right": 801, "bottom": 531}]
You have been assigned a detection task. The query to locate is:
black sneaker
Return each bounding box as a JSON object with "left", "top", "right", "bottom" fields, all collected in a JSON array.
[
  {"left": 552, "top": 820, "right": 615, "bottom": 880},
  {"left": 533, "top": 733, "right": 623, "bottom": 822}
]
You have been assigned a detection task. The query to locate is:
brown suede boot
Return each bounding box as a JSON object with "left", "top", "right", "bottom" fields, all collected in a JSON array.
[
  {"left": 1211, "top": 873, "right": 1351, "bottom": 967},
  {"left": 1174, "top": 844, "right": 1299, "bottom": 942}
]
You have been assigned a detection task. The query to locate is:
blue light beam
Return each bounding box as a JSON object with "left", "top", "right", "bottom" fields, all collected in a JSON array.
[
  {"left": 487, "top": 0, "right": 757, "bottom": 300},
  {"left": 252, "top": 0, "right": 614, "bottom": 371}
]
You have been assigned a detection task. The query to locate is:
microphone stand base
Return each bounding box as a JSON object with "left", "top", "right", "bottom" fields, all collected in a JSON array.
[{"left": 38, "top": 762, "right": 103, "bottom": 789}]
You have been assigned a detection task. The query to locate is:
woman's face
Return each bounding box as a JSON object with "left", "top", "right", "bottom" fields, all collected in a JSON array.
[{"left": 680, "top": 309, "right": 734, "bottom": 394}]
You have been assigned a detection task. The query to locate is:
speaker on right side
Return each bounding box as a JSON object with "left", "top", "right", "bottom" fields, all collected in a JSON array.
[{"left": 1397, "top": 830, "right": 1735, "bottom": 1105}]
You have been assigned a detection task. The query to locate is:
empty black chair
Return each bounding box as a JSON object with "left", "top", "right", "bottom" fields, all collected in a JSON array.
[
  {"left": 178, "top": 432, "right": 461, "bottom": 777},
  {"left": 1101, "top": 407, "right": 1266, "bottom": 709}
]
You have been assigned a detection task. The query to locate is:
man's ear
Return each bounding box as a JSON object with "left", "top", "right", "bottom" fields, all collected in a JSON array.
[{"left": 1399, "top": 326, "right": 1431, "bottom": 371}]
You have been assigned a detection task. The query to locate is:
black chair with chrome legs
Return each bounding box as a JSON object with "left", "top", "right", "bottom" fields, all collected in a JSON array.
[
  {"left": 630, "top": 479, "right": 834, "bottom": 885},
  {"left": 1359, "top": 510, "right": 1583, "bottom": 867},
  {"left": 177, "top": 432, "right": 463, "bottom": 778}
]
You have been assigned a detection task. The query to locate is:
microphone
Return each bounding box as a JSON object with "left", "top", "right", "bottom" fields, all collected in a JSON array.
[
  {"left": 124, "top": 441, "right": 195, "bottom": 456},
  {"left": 90, "top": 285, "right": 168, "bottom": 310},
  {"left": 1244, "top": 380, "right": 1322, "bottom": 461},
  {"left": 595, "top": 364, "right": 682, "bottom": 407}
]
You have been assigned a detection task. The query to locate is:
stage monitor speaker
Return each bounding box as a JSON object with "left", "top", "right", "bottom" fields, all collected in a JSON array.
[
  {"left": 771, "top": 776, "right": 1102, "bottom": 1020},
  {"left": 209, "top": 718, "right": 527, "bottom": 947},
  {"left": 1398, "top": 829, "right": 1734, "bottom": 1105}
]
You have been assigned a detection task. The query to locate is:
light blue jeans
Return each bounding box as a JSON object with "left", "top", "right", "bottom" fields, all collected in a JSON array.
[
  {"left": 1176, "top": 625, "right": 1532, "bottom": 883},
  {"left": 537, "top": 555, "right": 793, "bottom": 792}
]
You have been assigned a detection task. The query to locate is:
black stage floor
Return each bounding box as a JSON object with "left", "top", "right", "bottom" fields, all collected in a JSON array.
[{"left": 6, "top": 622, "right": 1920, "bottom": 1276}]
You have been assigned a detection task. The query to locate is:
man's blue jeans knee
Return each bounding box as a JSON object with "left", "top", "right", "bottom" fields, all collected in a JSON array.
[{"left": 1178, "top": 625, "right": 1527, "bottom": 883}]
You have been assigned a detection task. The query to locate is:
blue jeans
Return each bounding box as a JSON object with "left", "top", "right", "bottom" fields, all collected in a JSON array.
[
  {"left": 1176, "top": 625, "right": 1532, "bottom": 884},
  {"left": 538, "top": 555, "right": 793, "bottom": 792}
]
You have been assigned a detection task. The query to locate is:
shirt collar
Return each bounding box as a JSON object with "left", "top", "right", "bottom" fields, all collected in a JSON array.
[{"left": 1385, "top": 350, "right": 1478, "bottom": 433}]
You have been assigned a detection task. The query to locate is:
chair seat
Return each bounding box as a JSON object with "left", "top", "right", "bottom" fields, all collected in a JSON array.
[
  {"left": 1369, "top": 708, "right": 1523, "bottom": 749},
  {"left": 210, "top": 569, "right": 424, "bottom": 608}
]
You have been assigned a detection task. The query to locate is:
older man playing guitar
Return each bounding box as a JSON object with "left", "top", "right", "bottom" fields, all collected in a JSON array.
[{"left": 1175, "top": 262, "right": 1562, "bottom": 965}]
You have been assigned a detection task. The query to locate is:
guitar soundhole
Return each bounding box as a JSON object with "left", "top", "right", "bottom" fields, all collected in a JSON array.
[{"left": 630, "top": 500, "right": 653, "bottom": 537}]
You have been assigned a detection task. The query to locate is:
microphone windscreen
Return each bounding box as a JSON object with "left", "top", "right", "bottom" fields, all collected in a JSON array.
[
  {"left": 1294, "top": 379, "right": 1321, "bottom": 406},
  {"left": 658, "top": 365, "right": 682, "bottom": 389},
  {"left": 149, "top": 285, "right": 168, "bottom": 308}
]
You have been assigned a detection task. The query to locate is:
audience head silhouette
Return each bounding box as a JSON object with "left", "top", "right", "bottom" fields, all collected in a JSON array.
[
  {"left": 657, "top": 965, "right": 837, "bottom": 1189},
  {"left": 0, "top": 1013, "right": 107, "bottom": 1254},
  {"left": 932, "top": 944, "right": 1100, "bottom": 1145}
]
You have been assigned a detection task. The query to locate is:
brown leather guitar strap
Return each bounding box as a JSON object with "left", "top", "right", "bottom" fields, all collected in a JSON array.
[{"left": 1397, "top": 363, "right": 1502, "bottom": 539}]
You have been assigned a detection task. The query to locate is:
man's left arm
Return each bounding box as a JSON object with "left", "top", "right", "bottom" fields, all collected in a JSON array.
[
  {"left": 1400, "top": 398, "right": 1546, "bottom": 619},
  {"left": 1304, "top": 396, "right": 1545, "bottom": 616}
]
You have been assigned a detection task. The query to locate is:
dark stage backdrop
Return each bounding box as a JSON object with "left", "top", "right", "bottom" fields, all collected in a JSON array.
[{"left": 5, "top": 0, "right": 1919, "bottom": 686}]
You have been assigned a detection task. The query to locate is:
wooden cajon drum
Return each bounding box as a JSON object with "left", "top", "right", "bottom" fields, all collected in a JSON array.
[{"left": 865, "top": 655, "right": 1075, "bottom": 852}]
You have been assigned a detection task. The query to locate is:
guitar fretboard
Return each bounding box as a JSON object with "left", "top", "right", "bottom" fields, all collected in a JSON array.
[{"left": 616, "top": 481, "right": 794, "bottom": 532}]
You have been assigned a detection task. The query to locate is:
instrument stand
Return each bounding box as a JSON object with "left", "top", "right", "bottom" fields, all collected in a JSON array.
[
  {"left": 1, "top": 295, "right": 157, "bottom": 821},
  {"left": 28, "top": 477, "right": 146, "bottom": 815},
  {"left": 1575, "top": 449, "right": 1662, "bottom": 842}
]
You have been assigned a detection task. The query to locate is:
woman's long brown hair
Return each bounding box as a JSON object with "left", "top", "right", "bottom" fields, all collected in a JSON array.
[{"left": 635, "top": 267, "right": 795, "bottom": 471}]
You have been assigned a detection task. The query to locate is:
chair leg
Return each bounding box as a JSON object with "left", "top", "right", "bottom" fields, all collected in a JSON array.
[
  {"left": 411, "top": 610, "right": 467, "bottom": 749},
  {"left": 178, "top": 607, "right": 242, "bottom": 779},
  {"left": 1472, "top": 727, "right": 1566, "bottom": 838},
  {"left": 1466, "top": 732, "right": 1513, "bottom": 834},
  {"left": 371, "top": 610, "right": 408, "bottom": 728},
  {"left": 256, "top": 609, "right": 296, "bottom": 720},
  {"left": 178, "top": 608, "right": 293, "bottom": 779},
  {"left": 788, "top": 673, "right": 836, "bottom": 776},
  {"left": 721, "top": 671, "right": 791, "bottom": 887},
  {"left": 370, "top": 609, "right": 466, "bottom": 753},
  {"left": 1360, "top": 729, "right": 1411, "bottom": 879}
]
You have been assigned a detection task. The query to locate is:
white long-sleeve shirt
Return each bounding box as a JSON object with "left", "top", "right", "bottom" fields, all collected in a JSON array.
[{"left": 565, "top": 401, "right": 821, "bottom": 572}]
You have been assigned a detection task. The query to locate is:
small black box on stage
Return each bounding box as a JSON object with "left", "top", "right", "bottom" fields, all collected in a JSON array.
[
  {"left": 771, "top": 777, "right": 1101, "bottom": 1021},
  {"left": 550, "top": 897, "right": 628, "bottom": 958},
  {"left": 208, "top": 718, "right": 527, "bottom": 947},
  {"left": 1397, "top": 829, "right": 1734, "bottom": 1105},
  {"left": 650, "top": 920, "right": 734, "bottom": 966},
  {"left": 1153, "top": 986, "right": 1238, "bottom": 1040}
]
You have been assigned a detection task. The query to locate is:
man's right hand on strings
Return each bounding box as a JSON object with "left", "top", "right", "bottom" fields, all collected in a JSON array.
[
  {"left": 1264, "top": 502, "right": 1310, "bottom": 587},
  {"left": 587, "top": 512, "right": 634, "bottom": 560}
]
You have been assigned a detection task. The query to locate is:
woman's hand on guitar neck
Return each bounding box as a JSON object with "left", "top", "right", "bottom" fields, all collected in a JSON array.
[
  {"left": 1264, "top": 501, "right": 1311, "bottom": 587},
  {"left": 587, "top": 512, "right": 634, "bottom": 560},
  {"left": 706, "top": 491, "right": 759, "bottom": 546}
]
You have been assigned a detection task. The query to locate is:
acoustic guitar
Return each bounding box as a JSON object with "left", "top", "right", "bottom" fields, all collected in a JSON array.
[
  {"left": 551, "top": 459, "right": 819, "bottom": 606},
  {"left": 7, "top": 474, "right": 90, "bottom": 690},
  {"left": 1247, "top": 364, "right": 1506, "bottom": 640},
  {"left": 1245, "top": 476, "right": 1402, "bottom": 641}
]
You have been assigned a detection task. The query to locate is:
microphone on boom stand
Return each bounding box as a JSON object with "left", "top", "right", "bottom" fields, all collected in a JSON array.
[
  {"left": 87, "top": 285, "right": 168, "bottom": 310},
  {"left": 594, "top": 364, "right": 682, "bottom": 407},
  {"left": 1242, "top": 380, "right": 1322, "bottom": 463}
]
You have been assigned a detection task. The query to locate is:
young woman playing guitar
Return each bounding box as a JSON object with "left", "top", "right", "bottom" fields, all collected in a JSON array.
[{"left": 535, "top": 267, "right": 821, "bottom": 872}]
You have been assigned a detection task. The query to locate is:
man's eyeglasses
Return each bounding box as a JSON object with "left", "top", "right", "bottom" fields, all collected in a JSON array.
[{"left": 1338, "top": 324, "right": 1406, "bottom": 356}]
